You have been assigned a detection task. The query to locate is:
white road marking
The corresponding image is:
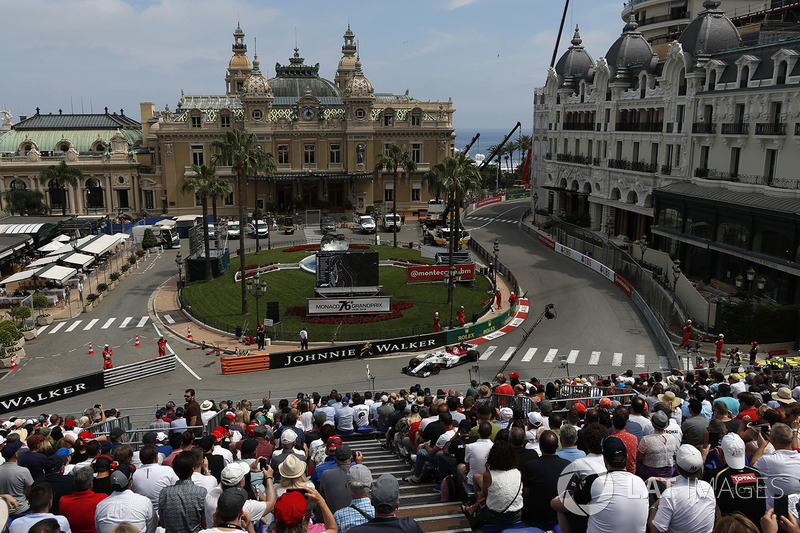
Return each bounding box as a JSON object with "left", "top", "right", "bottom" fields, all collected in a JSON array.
[
  {"left": 567, "top": 350, "right": 579, "bottom": 364},
  {"left": 37, "top": 325, "right": 49, "bottom": 335},
  {"left": 136, "top": 317, "right": 149, "bottom": 327},
  {"left": 101, "top": 318, "right": 116, "bottom": 329},
  {"left": 119, "top": 317, "right": 132, "bottom": 327},
  {"left": 635, "top": 354, "right": 646, "bottom": 368},
  {"left": 152, "top": 322, "right": 201, "bottom": 381},
  {"left": 612, "top": 352, "right": 623, "bottom": 366},
  {"left": 521, "top": 347, "right": 538, "bottom": 362},
  {"left": 83, "top": 319, "right": 99, "bottom": 330},
  {"left": 543, "top": 348, "right": 558, "bottom": 363},
  {"left": 479, "top": 346, "right": 497, "bottom": 361},
  {"left": 66, "top": 320, "right": 82, "bottom": 332},
  {"left": 510, "top": 318, "right": 524, "bottom": 327},
  {"left": 589, "top": 351, "right": 601, "bottom": 365},
  {"left": 499, "top": 347, "right": 515, "bottom": 361},
  {"left": 164, "top": 314, "right": 175, "bottom": 324}
]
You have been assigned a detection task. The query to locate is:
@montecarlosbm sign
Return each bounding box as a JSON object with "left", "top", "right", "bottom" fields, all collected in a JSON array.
[
  {"left": 308, "top": 296, "right": 391, "bottom": 315},
  {"left": 0, "top": 372, "right": 105, "bottom": 415},
  {"left": 407, "top": 264, "right": 475, "bottom": 282},
  {"left": 269, "top": 331, "right": 447, "bottom": 368}
]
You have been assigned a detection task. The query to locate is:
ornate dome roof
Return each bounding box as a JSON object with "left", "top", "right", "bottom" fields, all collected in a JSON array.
[
  {"left": 344, "top": 59, "right": 374, "bottom": 97},
  {"left": 267, "top": 48, "right": 341, "bottom": 98},
  {"left": 677, "top": 0, "right": 741, "bottom": 56},
  {"left": 243, "top": 56, "right": 272, "bottom": 96},
  {"left": 554, "top": 26, "right": 595, "bottom": 83},
  {"left": 606, "top": 16, "right": 656, "bottom": 71},
  {"left": 229, "top": 54, "right": 251, "bottom": 69}
]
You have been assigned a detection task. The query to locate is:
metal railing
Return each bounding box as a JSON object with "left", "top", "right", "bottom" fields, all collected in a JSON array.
[
  {"left": 692, "top": 122, "right": 717, "bottom": 134},
  {"left": 755, "top": 122, "right": 786, "bottom": 135},
  {"left": 721, "top": 123, "right": 749, "bottom": 135},
  {"left": 490, "top": 389, "right": 638, "bottom": 414}
]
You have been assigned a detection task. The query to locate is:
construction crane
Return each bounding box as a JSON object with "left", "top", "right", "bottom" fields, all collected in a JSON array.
[
  {"left": 462, "top": 133, "right": 480, "bottom": 156},
  {"left": 478, "top": 121, "right": 522, "bottom": 171}
]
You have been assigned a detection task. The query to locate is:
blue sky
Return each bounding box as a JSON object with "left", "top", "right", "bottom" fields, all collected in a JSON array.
[{"left": 2, "top": 0, "right": 623, "bottom": 131}]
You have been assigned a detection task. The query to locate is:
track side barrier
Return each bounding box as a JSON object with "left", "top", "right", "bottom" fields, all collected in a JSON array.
[{"left": 220, "top": 354, "right": 270, "bottom": 375}]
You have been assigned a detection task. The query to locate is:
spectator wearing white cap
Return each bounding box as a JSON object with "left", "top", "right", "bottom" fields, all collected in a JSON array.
[
  {"left": 269, "top": 429, "right": 306, "bottom": 483},
  {"left": 496, "top": 407, "right": 513, "bottom": 430},
  {"left": 203, "top": 461, "right": 275, "bottom": 528},
  {"left": 526, "top": 411, "right": 544, "bottom": 454},
  {"left": 703, "top": 433, "right": 766, "bottom": 527},
  {"left": 751, "top": 422, "right": 800, "bottom": 509},
  {"left": 650, "top": 444, "right": 716, "bottom": 533}
]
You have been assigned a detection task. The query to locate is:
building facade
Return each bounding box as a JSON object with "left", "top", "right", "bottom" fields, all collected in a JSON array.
[
  {"left": 0, "top": 109, "right": 143, "bottom": 216},
  {"left": 140, "top": 25, "right": 455, "bottom": 218},
  {"left": 538, "top": 0, "right": 800, "bottom": 305}
]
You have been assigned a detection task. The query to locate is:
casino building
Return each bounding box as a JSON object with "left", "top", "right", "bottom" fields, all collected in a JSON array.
[
  {"left": 537, "top": 0, "right": 800, "bottom": 304},
  {"left": 139, "top": 25, "right": 456, "bottom": 216}
]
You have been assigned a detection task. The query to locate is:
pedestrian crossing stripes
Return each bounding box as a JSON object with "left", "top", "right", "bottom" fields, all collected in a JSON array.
[
  {"left": 470, "top": 344, "right": 655, "bottom": 368},
  {"left": 40, "top": 316, "right": 153, "bottom": 335},
  {"left": 465, "top": 216, "right": 517, "bottom": 224}
]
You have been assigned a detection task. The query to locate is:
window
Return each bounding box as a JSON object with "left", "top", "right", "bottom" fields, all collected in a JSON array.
[
  {"left": 615, "top": 141, "right": 622, "bottom": 159},
  {"left": 383, "top": 143, "right": 392, "bottom": 156},
  {"left": 777, "top": 61, "right": 787, "bottom": 85},
  {"left": 384, "top": 112, "right": 393, "bottom": 126},
  {"left": 632, "top": 142, "right": 639, "bottom": 161},
  {"left": 675, "top": 144, "right": 681, "bottom": 167},
  {"left": 740, "top": 66, "right": 750, "bottom": 89},
  {"left": 770, "top": 102, "right": 782, "bottom": 124},
  {"left": 304, "top": 143, "right": 315, "bottom": 164},
  {"left": 575, "top": 139, "right": 580, "bottom": 155},
  {"left": 10, "top": 179, "right": 26, "bottom": 190},
  {"left": 329, "top": 143, "right": 341, "bottom": 164},
  {"left": 221, "top": 115, "right": 231, "bottom": 128},
  {"left": 677, "top": 105, "right": 685, "bottom": 133},
  {"left": 224, "top": 191, "right": 234, "bottom": 206},
  {"left": 411, "top": 181, "right": 421, "bottom": 201},
  {"left": 237, "top": 81, "right": 244, "bottom": 92},
  {"left": 355, "top": 108, "right": 366, "bottom": 120},
  {"left": 191, "top": 115, "right": 202, "bottom": 128},
  {"left": 144, "top": 190, "right": 155, "bottom": 210},
  {"left": 411, "top": 112, "right": 421, "bottom": 126},
  {"left": 118, "top": 190, "right": 130, "bottom": 209},
  {"left": 57, "top": 143, "right": 70, "bottom": 152},
  {"left": 650, "top": 143, "right": 658, "bottom": 165},
  {"left": 765, "top": 149, "right": 777, "bottom": 183},
  {"left": 384, "top": 182, "right": 394, "bottom": 202},
  {"left": 411, "top": 143, "right": 421, "bottom": 163},
  {"left": 195, "top": 192, "right": 202, "bottom": 206},
  {"left": 191, "top": 145, "right": 204, "bottom": 166},
  {"left": 700, "top": 146, "right": 710, "bottom": 170},
  {"left": 730, "top": 147, "right": 741, "bottom": 177},
  {"left": 277, "top": 144, "right": 289, "bottom": 165}
]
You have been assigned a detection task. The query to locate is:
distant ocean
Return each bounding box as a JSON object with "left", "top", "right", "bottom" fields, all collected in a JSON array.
[{"left": 455, "top": 127, "right": 530, "bottom": 167}]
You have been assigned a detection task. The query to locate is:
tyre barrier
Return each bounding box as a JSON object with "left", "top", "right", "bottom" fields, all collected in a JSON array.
[{"left": 220, "top": 354, "right": 271, "bottom": 374}]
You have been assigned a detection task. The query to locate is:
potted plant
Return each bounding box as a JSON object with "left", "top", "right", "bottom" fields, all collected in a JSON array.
[
  {"left": 0, "top": 321, "right": 24, "bottom": 359},
  {"left": 86, "top": 293, "right": 99, "bottom": 308},
  {"left": 32, "top": 295, "right": 53, "bottom": 325},
  {"left": 121, "top": 264, "right": 130, "bottom": 275},
  {"left": 109, "top": 272, "right": 120, "bottom": 289}
]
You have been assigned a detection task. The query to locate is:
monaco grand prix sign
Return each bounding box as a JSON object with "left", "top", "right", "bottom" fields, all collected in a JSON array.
[{"left": 407, "top": 263, "right": 475, "bottom": 282}]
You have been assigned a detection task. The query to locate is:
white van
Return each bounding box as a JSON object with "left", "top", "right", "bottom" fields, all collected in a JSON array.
[
  {"left": 352, "top": 215, "right": 376, "bottom": 234},
  {"left": 227, "top": 220, "right": 241, "bottom": 238},
  {"left": 131, "top": 225, "right": 180, "bottom": 248}
]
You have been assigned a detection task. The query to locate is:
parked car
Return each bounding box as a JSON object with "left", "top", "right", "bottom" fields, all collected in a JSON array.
[
  {"left": 352, "top": 215, "right": 377, "bottom": 234},
  {"left": 383, "top": 213, "right": 402, "bottom": 232},
  {"left": 247, "top": 220, "right": 269, "bottom": 237},
  {"left": 320, "top": 216, "right": 336, "bottom": 234},
  {"left": 227, "top": 221, "right": 241, "bottom": 238},
  {"left": 284, "top": 216, "right": 295, "bottom": 234}
]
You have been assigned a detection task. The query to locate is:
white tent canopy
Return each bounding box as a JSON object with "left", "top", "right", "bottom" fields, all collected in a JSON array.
[
  {"left": 78, "top": 234, "right": 122, "bottom": 256},
  {"left": 38, "top": 241, "right": 64, "bottom": 253},
  {"left": 0, "top": 270, "right": 35, "bottom": 285},
  {"left": 27, "top": 255, "right": 63, "bottom": 269},
  {"left": 60, "top": 251, "right": 94, "bottom": 268},
  {"left": 54, "top": 234, "right": 72, "bottom": 242},
  {"left": 36, "top": 264, "right": 77, "bottom": 284}
]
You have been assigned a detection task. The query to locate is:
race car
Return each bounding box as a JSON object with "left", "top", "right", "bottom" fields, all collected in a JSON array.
[{"left": 402, "top": 342, "right": 480, "bottom": 377}]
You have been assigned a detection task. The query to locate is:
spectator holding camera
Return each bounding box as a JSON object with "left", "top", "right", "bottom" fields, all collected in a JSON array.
[{"left": 751, "top": 422, "right": 800, "bottom": 509}]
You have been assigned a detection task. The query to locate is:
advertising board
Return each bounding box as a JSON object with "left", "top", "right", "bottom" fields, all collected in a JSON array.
[
  {"left": 407, "top": 263, "right": 475, "bottom": 282},
  {"left": 308, "top": 296, "right": 391, "bottom": 315}
]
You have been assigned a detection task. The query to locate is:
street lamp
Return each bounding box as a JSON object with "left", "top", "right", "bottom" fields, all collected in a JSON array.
[
  {"left": 638, "top": 235, "right": 648, "bottom": 263},
  {"left": 445, "top": 264, "right": 458, "bottom": 328},
  {"left": 175, "top": 251, "right": 184, "bottom": 289},
  {"left": 246, "top": 275, "right": 268, "bottom": 326},
  {"left": 493, "top": 239, "right": 500, "bottom": 289},
  {"left": 84, "top": 188, "right": 90, "bottom": 215},
  {"left": 672, "top": 259, "right": 681, "bottom": 292}
]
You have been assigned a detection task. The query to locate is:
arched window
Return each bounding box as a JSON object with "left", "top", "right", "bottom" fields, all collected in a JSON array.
[
  {"left": 85, "top": 178, "right": 104, "bottom": 210},
  {"left": 626, "top": 191, "right": 638, "bottom": 204},
  {"left": 678, "top": 69, "right": 687, "bottom": 95},
  {"left": 48, "top": 179, "right": 67, "bottom": 211},
  {"left": 9, "top": 179, "right": 26, "bottom": 190},
  {"left": 709, "top": 70, "right": 716, "bottom": 91},
  {"left": 57, "top": 142, "right": 71, "bottom": 152},
  {"left": 740, "top": 65, "right": 750, "bottom": 89},
  {"left": 91, "top": 141, "right": 106, "bottom": 152}
]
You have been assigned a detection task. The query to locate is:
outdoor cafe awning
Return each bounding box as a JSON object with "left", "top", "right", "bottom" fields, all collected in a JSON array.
[
  {"left": 59, "top": 251, "right": 94, "bottom": 268},
  {"left": 38, "top": 241, "right": 64, "bottom": 253},
  {"left": 27, "top": 255, "right": 64, "bottom": 269},
  {"left": 1, "top": 264, "right": 77, "bottom": 286},
  {"left": 78, "top": 234, "right": 122, "bottom": 256}
]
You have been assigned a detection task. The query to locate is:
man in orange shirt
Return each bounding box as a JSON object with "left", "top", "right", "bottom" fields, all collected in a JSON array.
[
  {"left": 681, "top": 320, "right": 693, "bottom": 347},
  {"left": 610, "top": 405, "right": 638, "bottom": 474},
  {"left": 715, "top": 334, "right": 724, "bottom": 362}
]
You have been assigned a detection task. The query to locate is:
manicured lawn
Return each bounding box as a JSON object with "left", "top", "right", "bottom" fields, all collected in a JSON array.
[{"left": 182, "top": 245, "right": 492, "bottom": 342}]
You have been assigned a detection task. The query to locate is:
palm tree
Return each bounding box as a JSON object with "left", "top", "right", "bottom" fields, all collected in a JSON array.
[
  {"left": 211, "top": 128, "right": 260, "bottom": 315},
  {"left": 516, "top": 134, "right": 532, "bottom": 172},
  {"left": 182, "top": 164, "right": 216, "bottom": 281},
  {"left": 207, "top": 175, "right": 232, "bottom": 227},
  {"left": 375, "top": 143, "right": 417, "bottom": 248},
  {"left": 40, "top": 161, "right": 83, "bottom": 215},
  {"left": 424, "top": 152, "right": 482, "bottom": 304},
  {"left": 247, "top": 148, "right": 277, "bottom": 252}
]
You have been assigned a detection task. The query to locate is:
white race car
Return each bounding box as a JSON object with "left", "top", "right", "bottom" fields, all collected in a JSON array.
[{"left": 402, "top": 342, "right": 480, "bottom": 377}]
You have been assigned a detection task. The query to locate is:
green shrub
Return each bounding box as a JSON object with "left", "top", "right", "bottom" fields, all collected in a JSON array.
[
  {"left": 12, "top": 306, "right": 31, "bottom": 322},
  {"left": 0, "top": 321, "right": 18, "bottom": 344},
  {"left": 136, "top": 249, "right": 146, "bottom": 257},
  {"left": 32, "top": 295, "right": 49, "bottom": 314},
  {"left": 0, "top": 328, "right": 14, "bottom": 347},
  {"left": 121, "top": 264, "right": 130, "bottom": 272},
  {"left": 110, "top": 272, "right": 120, "bottom": 282},
  {"left": 128, "top": 255, "right": 137, "bottom": 265},
  {"left": 97, "top": 283, "right": 108, "bottom": 293},
  {"left": 141, "top": 228, "right": 158, "bottom": 249},
  {"left": 86, "top": 293, "right": 99, "bottom": 303}
]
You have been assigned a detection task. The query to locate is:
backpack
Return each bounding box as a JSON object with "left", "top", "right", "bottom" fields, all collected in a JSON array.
[{"left": 440, "top": 474, "right": 458, "bottom": 502}]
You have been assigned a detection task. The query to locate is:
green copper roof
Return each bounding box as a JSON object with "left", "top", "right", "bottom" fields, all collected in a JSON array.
[
  {"left": 14, "top": 111, "right": 140, "bottom": 131},
  {"left": 0, "top": 129, "right": 142, "bottom": 153}
]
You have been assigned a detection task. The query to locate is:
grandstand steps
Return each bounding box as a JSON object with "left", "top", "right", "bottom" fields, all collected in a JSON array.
[{"left": 348, "top": 438, "right": 472, "bottom": 532}]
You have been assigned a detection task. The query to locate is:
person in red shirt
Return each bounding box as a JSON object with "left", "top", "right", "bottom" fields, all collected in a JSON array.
[
  {"left": 735, "top": 392, "right": 759, "bottom": 421},
  {"left": 494, "top": 373, "right": 514, "bottom": 396},
  {"left": 715, "top": 334, "right": 725, "bottom": 362},
  {"left": 59, "top": 465, "right": 107, "bottom": 533},
  {"left": 611, "top": 405, "right": 638, "bottom": 474},
  {"left": 495, "top": 290, "right": 502, "bottom": 309},
  {"left": 433, "top": 312, "right": 440, "bottom": 333},
  {"left": 508, "top": 292, "right": 518, "bottom": 307},
  {"left": 157, "top": 337, "right": 167, "bottom": 357},
  {"left": 102, "top": 354, "right": 113, "bottom": 370},
  {"left": 681, "top": 320, "right": 693, "bottom": 347},
  {"left": 457, "top": 306, "right": 465, "bottom": 327}
]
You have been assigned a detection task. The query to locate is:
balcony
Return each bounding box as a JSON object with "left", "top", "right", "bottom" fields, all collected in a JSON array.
[
  {"left": 592, "top": 157, "right": 600, "bottom": 166},
  {"left": 641, "top": 11, "right": 689, "bottom": 25},
  {"left": 608, "top": 158, "right": 657, "bottom": 173},
  {"left": 661, "top": 165, "right": 672, "bottom": 175},
  {"left": 556, "top": 153, "right": 593, "bottom": 165},
  {"left": 615, "top": 122, "right": 664, "bottom": 132},
  {"left": 692, "top": 122, "right": 716, "bottom": 134},
  {"left": 721, "top": 123, "right": 749, "bottom": 135},
  {"left": 562, "top": 123, "right": 594, "bottom": 131},
  {"left": 755, "top": 122, "right": 786, "bottom": 135}
]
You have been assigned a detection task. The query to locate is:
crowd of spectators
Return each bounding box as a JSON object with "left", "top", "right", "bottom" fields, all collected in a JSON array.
[{"left": 1, "top": 366, "right": 800, "bottom": 532}]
